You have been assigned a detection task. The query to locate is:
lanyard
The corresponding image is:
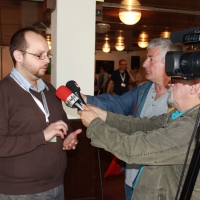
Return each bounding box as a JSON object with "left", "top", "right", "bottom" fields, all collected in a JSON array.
[
  {"left": 10, "top": 73, "right": 50, "bottom": 124},
  {"left": 120, "top": 72, "right": 126, "bottom": 83}
]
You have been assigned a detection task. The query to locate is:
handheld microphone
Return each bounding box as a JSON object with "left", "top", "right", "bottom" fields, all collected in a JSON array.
[
  {"left": 66, "top": 80, "right": 86, "bottom": 105},
  {"left": 56, "top": 85, "right": 84, "bottom": 110}
]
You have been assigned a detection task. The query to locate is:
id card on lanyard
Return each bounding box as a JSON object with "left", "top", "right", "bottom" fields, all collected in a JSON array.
[{"left": 120, "top": 72, "right": 126, "bottom": 87}]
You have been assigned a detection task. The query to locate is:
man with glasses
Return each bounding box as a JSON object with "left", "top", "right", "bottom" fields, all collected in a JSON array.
[
  {"left": 0, "top": 28, "right": 82, "bottom": 200},
  {"left": 106, "top": 59, "right": 135, "bottom": 95},
  {"left": 77, "top": 74, "right": 200, "bottom": 199}
]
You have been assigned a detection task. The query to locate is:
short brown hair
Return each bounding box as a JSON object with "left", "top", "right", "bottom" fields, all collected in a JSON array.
[{"left": 9, "top": 27, "right": 41, "bottom": 65}]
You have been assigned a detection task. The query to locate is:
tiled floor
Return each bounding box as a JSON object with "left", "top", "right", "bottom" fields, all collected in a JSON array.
[{"left": 95, "top": 149, "right": 125, "bottom": 200}]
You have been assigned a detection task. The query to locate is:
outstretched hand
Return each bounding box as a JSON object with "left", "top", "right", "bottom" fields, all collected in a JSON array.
[
  {"left": 78, "top": 104, "right": 107, "bottom": 127},
  {"left": 86, "top": 104, "right": 107, "bottom": 122},
  {"left": 63, "top": 129, "right": 82, "bottom": 150}
]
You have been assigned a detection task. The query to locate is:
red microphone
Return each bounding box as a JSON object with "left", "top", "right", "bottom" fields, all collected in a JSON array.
[{"left": 56, "top": 85, "right": 84, "bottom": 110}]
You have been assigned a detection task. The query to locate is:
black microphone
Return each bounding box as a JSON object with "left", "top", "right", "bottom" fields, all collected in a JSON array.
[
  {"left": 66, "top": 80, "right": 86, "bottom": 105},
  {"left": 56, "top": 85, "right": 84, "bottom": 110},
  {"left": 170, "top": 27, "right": 200, "bottom": 44}
]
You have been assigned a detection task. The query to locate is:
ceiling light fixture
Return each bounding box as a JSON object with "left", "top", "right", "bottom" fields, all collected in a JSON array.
[
  {"left": 46, "top": 35, "right": 52, "bottom": 50},
  {"left": 119, "top": 10, "right": 141, "bottom": 25},
  {"left": 115, "top": 36, "right": 125, "bottom": 51},
  {"left": 96, "top": 23, "right": 110, "bottom": 34},
  {"left": 115, "top": 42, "right": 125, "bottom": 51},
  {"left": 102, "top": 39, "right": 110, "bottom": 53},
  {"left": 138, "top": 32, "right": 148, "bottom": 48},
  {"left": 138, "top": 41, "right": 148, "bottom": 48},
  {"left": 160, "top": 31, "right": 171, "bottom": 38}
]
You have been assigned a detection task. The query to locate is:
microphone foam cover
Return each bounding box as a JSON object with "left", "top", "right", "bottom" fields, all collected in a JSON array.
[
  {"left": 170, "top": 27, "right": 200, "bottom": 43},
  {"left": 66, "top": 80, "right": 80, "bottom": 92},
  {"left": 56, "top": 86, "right": 72, "bottom": 102}
]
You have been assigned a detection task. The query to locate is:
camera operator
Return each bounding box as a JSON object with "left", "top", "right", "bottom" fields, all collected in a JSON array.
[{"left": 75, "top": 74, "right": 200, "bottom": 199}]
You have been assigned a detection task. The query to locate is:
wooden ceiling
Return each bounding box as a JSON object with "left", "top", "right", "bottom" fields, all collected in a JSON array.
[
  {"left": 98, "top": 0, "right": 200, "bottom": 52},
  {"left": 0, "top": 0, "right": 200, "bottom": 52}
]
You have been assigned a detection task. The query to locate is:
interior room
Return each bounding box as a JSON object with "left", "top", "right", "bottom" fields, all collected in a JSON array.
[{"left": 0, "top": 0, "right": 200, "bottom": 199}]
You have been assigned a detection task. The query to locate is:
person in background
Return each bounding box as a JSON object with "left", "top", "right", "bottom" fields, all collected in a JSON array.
[
  {"left": 80, "top": 38, "right": 183, "bottom": 200},
  {"left": 0, "top": 28, "right": 82, "bottom": 200},
  {"left": 77, "top": 72, "right": 200, "bottom": 199},
  {"left": 130, "top": 66, "right": 143, "bottom": 88},
  {"left": 94, "top": 76, "right": 98, "bottom": 96},
  {"left": 98, "top": 66, "right": 109, "bottom": 94},
  {"left": 106, "top": 59, "right": 136, "bottom": 96}
]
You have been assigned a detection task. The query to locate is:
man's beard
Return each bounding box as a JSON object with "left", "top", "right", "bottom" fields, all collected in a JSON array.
[
  {"left": 167, "top": 87, "right": 175, "bottom": 107},
  {"left": 22, "top": 60, "right": 46, "bottom": 79}
]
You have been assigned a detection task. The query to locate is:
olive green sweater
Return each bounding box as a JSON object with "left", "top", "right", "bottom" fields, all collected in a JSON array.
[{"left": 86, "top": 107, "right": 200, "bottom": 200}]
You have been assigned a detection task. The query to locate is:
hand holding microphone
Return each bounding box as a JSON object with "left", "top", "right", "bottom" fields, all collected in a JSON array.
[
  {"left": 56, "top": 85, "right": 84, "bottom": 110},
  {"left": 77, "top": 104, "right": 98, "bottom": 127}
]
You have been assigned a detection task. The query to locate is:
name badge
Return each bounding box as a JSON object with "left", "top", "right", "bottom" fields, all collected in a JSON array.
[{"left": 121, "top": 83, "right": 126, "bottom": 87}]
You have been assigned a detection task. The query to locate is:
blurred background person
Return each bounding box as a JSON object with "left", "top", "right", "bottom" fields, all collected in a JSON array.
[
  {"left": 129, "top": 66, "right": 143, "bottom": 89},
  {"left": 107, "top": 59, "right": 136, "bottom": 96},
  {"left": 98, "top": 66, "right": 109, "bottom": 95}
]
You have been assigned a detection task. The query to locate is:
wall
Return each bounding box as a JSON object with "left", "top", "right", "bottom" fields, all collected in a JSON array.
[{"left": 1, "top": 47, "right": 13, "bottom": 78}]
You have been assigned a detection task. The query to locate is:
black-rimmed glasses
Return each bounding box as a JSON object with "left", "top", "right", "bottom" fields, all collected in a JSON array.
[{"left": 19, "top": 50, "right": 53, "bottom": 60}]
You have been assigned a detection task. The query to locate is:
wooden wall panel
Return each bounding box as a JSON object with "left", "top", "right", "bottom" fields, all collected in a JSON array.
[{"left": 64, "top": 119, "right": 96, "bottom": 200}]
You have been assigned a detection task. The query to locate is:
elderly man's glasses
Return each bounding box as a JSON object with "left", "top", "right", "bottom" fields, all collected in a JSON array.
[
  {"left": 19, "top": 50, "right": 53, "bottom": 60},
  {"left": 170, "top": 77, "right": 188, "bottom": 84}
]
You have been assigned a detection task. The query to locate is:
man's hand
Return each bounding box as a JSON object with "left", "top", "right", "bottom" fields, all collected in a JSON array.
[
  {"left": 86, "top": 104, "right": 107, "bottom": 122},
  {"left": 43, "top": 120, "right": 68, "bottom": 141},
  {"left": 63, "top": 129, "right": 82, "bottom": 150},
  {"left": 78, "top": 105, "right": 99, "bottom": 127}
]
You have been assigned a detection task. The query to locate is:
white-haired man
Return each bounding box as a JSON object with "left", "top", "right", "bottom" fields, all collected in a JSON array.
[{"left": 81, "top": 38, "right": 183, "bottom": 200}]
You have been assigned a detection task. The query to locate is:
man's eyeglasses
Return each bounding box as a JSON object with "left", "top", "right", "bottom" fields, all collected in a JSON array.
[
  {"left": 19, "top": 50, "right": 53, "bottom": 60},
  {"left": 170, "top": 77, "right": 188, "bottom": 84}
]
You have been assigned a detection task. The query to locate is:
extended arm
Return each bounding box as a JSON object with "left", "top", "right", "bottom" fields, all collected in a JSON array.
[
  {"left": 106, "top": 80, "right": 114, "bottom": 93},
  {"left": 86, "top": 111, "right": 196, "bottom": 166},
  {"left": 83, "top": 86, "right": 140, "bottom": 115},
  {"left": 126, "top": 68, "right": 136, "bottom": 83}
]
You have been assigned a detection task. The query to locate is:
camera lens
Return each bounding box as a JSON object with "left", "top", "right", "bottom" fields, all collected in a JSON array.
[{"left": 180, "top": 52, "right": 200, "bottom": 74}]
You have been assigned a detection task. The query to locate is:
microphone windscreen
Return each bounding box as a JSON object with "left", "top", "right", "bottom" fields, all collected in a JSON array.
[
  {"left": 56, "top": 85, "right": 72, "bottom": 102},
  {"left": 66, "top": 80, "right": 80, "bottom": 92},
  {"left": 170, "top": 27, "right": 200, "bottom": 43}
]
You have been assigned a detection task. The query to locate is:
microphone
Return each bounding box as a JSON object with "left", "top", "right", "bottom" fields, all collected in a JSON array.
[
  {"left": 170, "top": 27, "right": 200, "bottom": 44},
  {"left": 56, "top": 85, "right": 84, "bottom": 110},
  {"left": 66, "top": 80, "right": 86, "bottom": 105}
]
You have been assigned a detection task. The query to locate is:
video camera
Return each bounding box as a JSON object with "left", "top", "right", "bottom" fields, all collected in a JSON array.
[{"left": 165, "top": 27, "right": 200, "bottom": 79}]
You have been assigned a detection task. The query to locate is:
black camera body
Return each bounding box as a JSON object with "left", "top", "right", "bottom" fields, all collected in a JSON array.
[{"left": 165, "top": 27, "right": 200, "bottom": 79}]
